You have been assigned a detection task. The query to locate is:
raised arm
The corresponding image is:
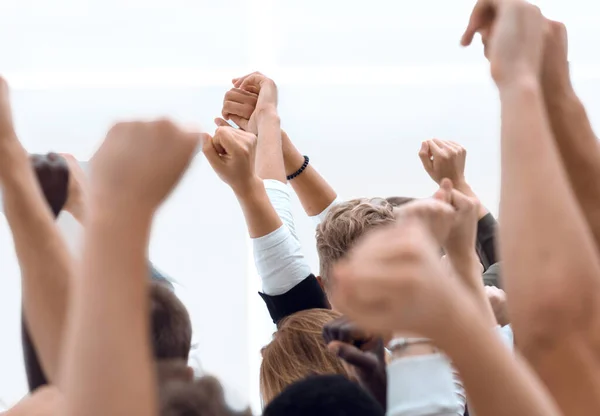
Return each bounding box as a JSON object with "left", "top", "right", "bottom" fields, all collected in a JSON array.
[
  {"left": 61, "top": 120, "right": 198, "bottom": 416},
  {"left": 219, "top": 80, "right": 338, "bottom": 219},
  {"left": 20, "top": 154, "right": 72, "bottom": 391},
  {"left": 0, "top": 78, "right": 74, "bottom": 387},
  {"left": 419, "top": 139, "right": 498, "bottom": 267},
  {"left": 463, "top": 0, "right": 600, "bottom": 413},
  {"left": 542, "top": 21, "right": 600, "bottom": 250},
  {"left": 330, "top": 216, "right": 560, "bottom": 416}
]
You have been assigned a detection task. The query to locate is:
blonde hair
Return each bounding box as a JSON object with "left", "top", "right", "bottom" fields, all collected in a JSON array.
[
  {"left": 316, "top": 198, "right": 396, "bottom": 283},
  {"left": 259, "top": 309, "right": 353, "bottom": 405}
]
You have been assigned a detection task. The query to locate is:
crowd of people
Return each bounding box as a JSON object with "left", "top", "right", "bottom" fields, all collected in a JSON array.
[{"left": 2, "top": 0, "right": 600, "bottom": 414}]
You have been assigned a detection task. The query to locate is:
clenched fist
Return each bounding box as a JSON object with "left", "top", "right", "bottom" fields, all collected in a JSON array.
[
  {"left": 419, "top": 139, "right": 467, "bottom": 186},
  {"left": 461, "top": 0, "right": 546, "bottom": 88},
  {"left": 202, "top": 126, "right": 259, "bottom": 195},
  {"left": 330, "top": 218, "right": 454, "bottom": 337},
  {"left": 90, "top": 119, "right": 199, "bottom": 212},
  {"left": 394, "top": 196, "right": 455, "bottom": 246}
]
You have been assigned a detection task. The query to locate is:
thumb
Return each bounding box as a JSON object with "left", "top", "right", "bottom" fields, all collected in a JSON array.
[
  {"left": 329, "top": 342, "right": 379, "bottom": 372},
  {"left": 433, "top": 179, "right": 453, "bottom": 204},
  {"left": 418, "top": 141, "right": 433, "bottom": 172},
  {"left": 201, "top": 133, "right": 222, "bottom": 168},
  {"left": 461, "top": 1, "right": 492, "bottom": 47}
]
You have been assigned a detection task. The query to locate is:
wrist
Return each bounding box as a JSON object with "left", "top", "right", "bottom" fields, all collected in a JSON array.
[
  {"left": 498, "top": 75, "right": 542, "bottom": 100},
  {"left": 232, "top": 175, "right": 263, "bottom": 200},
  {"left": 255, "top": 105, "right": 279, "bottom": 124}
]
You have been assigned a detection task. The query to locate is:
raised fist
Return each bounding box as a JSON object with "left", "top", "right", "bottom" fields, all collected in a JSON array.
[
  {"left": 330, "top": 218, "right": 454, "bottom": 338},
  {"left": 461, "top": 0, "right": 546, "bottom": 88},
  {"left": 394, "top": 197, "right": 455, "bottom": 246},
  {"left": 419, "top": 139, "right": 466, "bottom": 186},
  {"left": 202, "top": 126, "right": 258, "bottom": 195},
  {"left": 218, "top": 88, "right": 258, "bottom": 134},
  {"left": 90, "top": 119, "right": 199, "bottom": 212}
]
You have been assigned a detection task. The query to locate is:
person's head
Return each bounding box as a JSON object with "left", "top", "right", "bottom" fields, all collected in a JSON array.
[
  {"left": 150, "top": 282, "right": 192, "bottom": 361},
  {"left": 316, "top": 198, "right": 399, "bottom": 291},
  {"left": 260, "top": 309, "right": 354, "bottom": 405},
  {"left": 159, "top": 376, "right": 252, "bottom": 416},
  {"left": 263, "top": 374, "right": 385, "bottom": 416},
  {"left": 385, "top": 196, "right": 415, "bottom": 207}
]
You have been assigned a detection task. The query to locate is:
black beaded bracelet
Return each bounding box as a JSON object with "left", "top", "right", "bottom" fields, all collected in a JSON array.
[{"left": 287, "top": 155, "right": 309, "bottom": 181}]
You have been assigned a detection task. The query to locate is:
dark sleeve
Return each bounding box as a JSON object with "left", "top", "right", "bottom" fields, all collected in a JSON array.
[
  {"left": 22, "top": 315, "right": 49, "bottom": 391},
  {"left": 476, "top": 213, "right": 499, "bottom": 270},
  {"left": 483, "top": 262, "right": 502, "bottom": 289},
  {"left": 259, "top": 275, "right": 330, "bottom": 326}
]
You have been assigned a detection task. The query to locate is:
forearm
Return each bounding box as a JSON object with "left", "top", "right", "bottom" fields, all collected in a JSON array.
[
  {"left": 1, "top": 149, "right": 71, "bottom": 383},
  {"left": 62, "top": 205, "right": 156, "bottom": 416},
  {"left": 448, "top": 253, "right": 496, "bottom": 327},
  {"left": 282, "top": 131, "right": 337, "bottom": 216},
  {"left": 236, "top": 178, "right": 283, "bottom": 238},
  {"left": 256, "top": 111, "right": 286, "bottom": 183},
  {"left": 499, "top": 79, "right": 600, "bottom": 336},
  {"left": 454, "top": 181, "right": 489, "bottom": 220},
  {"left": 438, "top": 302, "right": 559, "bottom": 416},
  {"left": 545, "top": 88, "right": 600, "bottom": 248}
]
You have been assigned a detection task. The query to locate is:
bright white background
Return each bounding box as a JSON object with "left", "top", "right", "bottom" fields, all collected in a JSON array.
[{"left": 0, "top": 0, "right": 599, "bottom": 412}]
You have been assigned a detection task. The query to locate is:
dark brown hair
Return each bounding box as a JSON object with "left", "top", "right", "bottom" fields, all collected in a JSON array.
[{"left": 150, "top": 282, "right": 192, "bottom": 361}]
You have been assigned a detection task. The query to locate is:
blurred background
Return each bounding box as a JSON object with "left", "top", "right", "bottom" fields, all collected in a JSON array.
[{"left": 0, "top": 0, "right": 599, "bottom": 412}]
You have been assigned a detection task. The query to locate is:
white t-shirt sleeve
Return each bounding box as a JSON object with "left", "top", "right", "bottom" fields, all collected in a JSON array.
[
  {"left": 387, "top": 354, "right": 464, "bottom": 416},
  {"left": 497, "top": 325, "right": 514, "bottom": 350},
  {"left": 252, "top": 180, "right": 312, "bottom": 296},
  {"left": 309, "top": 197, "right": 342, "bottom": 228}
]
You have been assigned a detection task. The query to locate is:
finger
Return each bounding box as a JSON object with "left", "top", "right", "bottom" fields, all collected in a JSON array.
[
  {"left": 224, "top": 88, "right": 258, "bottom": 104},
  {"left": 418, "top": 141, "right": 433, "bottom": 171},
  {"left": 427, "top": 139, "right": 446, "bottom": 158},
  {"left": 214, "top": 118, "right": 232, "bottom": 128},
  {"left": 229, "top": 115, "right": 249, "bottom": 131},
  {"left": 432, "top": 138, "right": 451, "bottom": 151},
  {"left": 201, "top": 133, "right": 224, "bottom": 167},
  {"left": 223, "top": 101, "right": 254, "bottom": 120},
  {"left": 239, "top": 74, "right": 262, "bottom": 93},
  {"left": 461, "top": 1, "right": 492, "bottom": 47},
  {"left": 329, "top": 342, "right": 379, "bottom": 372}
]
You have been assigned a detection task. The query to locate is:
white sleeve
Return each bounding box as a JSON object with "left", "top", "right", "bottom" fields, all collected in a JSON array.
[
  {"left": 387, "top": 354, "right": 464, "bottom": 416},
  {"left": 497, "top": 325, "right": 514, "bottom": 350},
  {"left": 253, "top": 180, "right": 312, "bottom": 296},
  {"left": 309, "top": 197, "right": 342, "bottom": 228},
  {"left": 264, "top": 179, "right": 300, "bottom": 242}
]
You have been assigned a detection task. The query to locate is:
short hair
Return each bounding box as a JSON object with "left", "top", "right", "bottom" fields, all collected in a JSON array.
[
  {"left": 260, "top": 309, "right": 354, "bottom": 405},
  {"left": 159, "top": 376, "right": 252, "bottom": 416},
  {"left": 316, "top": 198, "right": 396, "bottom": 283},
  {"left": 263, "top": 375, "right": 385, "bottom": 416},
  {"left": 150, "top": 282, "right": 192, "bottom": 361},
  {"left": 385, "top": 196, "right": 415, "bottom": 207}
]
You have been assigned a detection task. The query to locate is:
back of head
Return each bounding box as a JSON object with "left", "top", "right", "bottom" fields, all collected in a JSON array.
[
  {"left": 316, "top": 198, "right": 396, "bottom": 285},
  {"left": 159, "top": 376, "right": 252, "bottom": 416},
  {"left": 385, "top": 196, "right": 415, "bottom": 207},
  {"left": 260, "top": 309, "right": 353, "bottom": 404},
  {"left": 150, "top": 282, "right": 192, "bottom": 361},
  {"left": 263, "top": 375, "right": 385, "bottom": 416}
]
